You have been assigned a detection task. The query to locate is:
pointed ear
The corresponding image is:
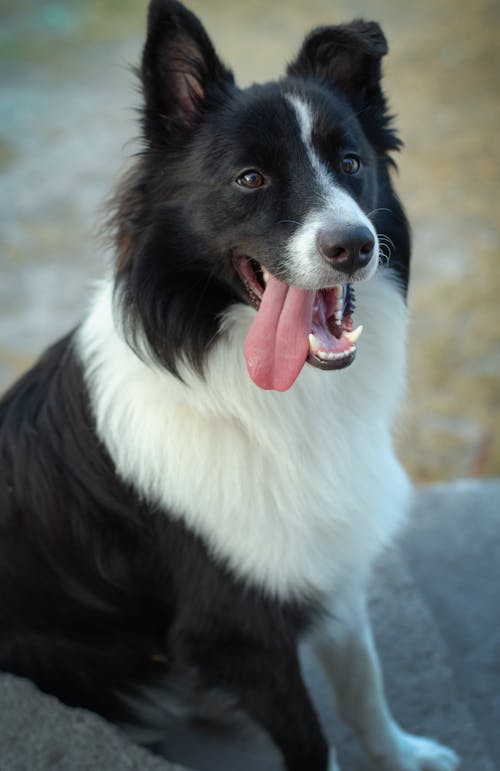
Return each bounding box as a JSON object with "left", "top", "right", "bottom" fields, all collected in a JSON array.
[
  {"left": 141, "top": 0, "right": 234, "bottom": 138},
  {"left": 287, "top": 20, "right": 388, "bottom": 111}
]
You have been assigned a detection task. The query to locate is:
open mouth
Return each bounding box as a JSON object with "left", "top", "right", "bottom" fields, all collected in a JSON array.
[{"left": 234, "top": 256, "right": 364, "bottom": 391}]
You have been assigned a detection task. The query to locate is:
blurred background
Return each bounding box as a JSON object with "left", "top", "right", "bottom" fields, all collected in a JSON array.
[{"left": 1, "top": 0, "right": 499, "bottom": 483}]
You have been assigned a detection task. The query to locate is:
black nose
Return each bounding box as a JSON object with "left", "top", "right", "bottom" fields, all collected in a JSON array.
[{"left": 317, "top": 225, "right": 375, "bottom": 275}]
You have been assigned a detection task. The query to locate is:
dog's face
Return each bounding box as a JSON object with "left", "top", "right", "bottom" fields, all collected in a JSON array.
[
  {"left": 114, "top": 0, "right": 408, "bottom": 389},
  {"left": 181, "top": 82, "right": 380, "bottom": 289}
]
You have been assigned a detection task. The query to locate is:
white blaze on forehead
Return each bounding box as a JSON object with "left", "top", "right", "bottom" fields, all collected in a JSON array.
[
  {"left": 286, "top": 93, "right": 333, "bottom": 201},
  {"left": 284, "top": 93, "right": 378, "bottom": 288}
]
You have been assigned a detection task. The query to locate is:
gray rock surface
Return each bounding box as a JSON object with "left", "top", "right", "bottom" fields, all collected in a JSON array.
[
  {"left": 0, "top": 672, "right": 186, "bottom": 771},
  {"left": 1, "top": 479, "right": 498, "bottom": 771},
  {"left": 402, "top": 479, "right": 500, "bottom": 765}
]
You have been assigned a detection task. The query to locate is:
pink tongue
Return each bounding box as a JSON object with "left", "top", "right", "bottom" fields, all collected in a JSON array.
[{"left": 244, "top": 274, "right": 315, "bottom": 391}]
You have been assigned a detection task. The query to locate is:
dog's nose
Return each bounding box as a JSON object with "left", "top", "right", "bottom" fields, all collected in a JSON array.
[{"left": 317, "top": 225, "right": 375, "bottom": 275}]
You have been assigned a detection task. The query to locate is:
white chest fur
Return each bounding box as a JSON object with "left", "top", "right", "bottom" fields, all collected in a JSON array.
[{"left": 77, "top": 271, "right": 411, "bottom": 601}]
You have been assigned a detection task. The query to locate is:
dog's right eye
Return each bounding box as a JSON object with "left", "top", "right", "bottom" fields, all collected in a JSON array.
[
  {"left": 341, "top": 154, "right": 361, "bottom": 176},
  {"left": 236, "top": 170, "right": 267, "bottom": 189}
]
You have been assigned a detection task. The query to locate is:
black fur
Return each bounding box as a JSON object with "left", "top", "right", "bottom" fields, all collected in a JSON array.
[
  {"left": 0, "top": 2, "right": 410, "bottom": 770},
  {"left": 0, "top": 339, "right": 317, "bottom": 714},
  {"left": 113, "top": 0, "right": 409, "bottom": 377}
]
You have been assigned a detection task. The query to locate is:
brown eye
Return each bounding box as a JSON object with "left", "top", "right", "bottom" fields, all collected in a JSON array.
[
  {"left": 236, "top": 170, "right": 266, "bottom": 189},
  {"left": 341, "top": 155, "right": 361, "bottom": 175}
]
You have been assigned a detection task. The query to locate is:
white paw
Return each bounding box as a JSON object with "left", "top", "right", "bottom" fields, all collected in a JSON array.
[
  {"left": 383, "top": 732, "right": 460, "bottom": 771},
  {"left": 377, "top": 731, "right": 460, "bottom": 771}
]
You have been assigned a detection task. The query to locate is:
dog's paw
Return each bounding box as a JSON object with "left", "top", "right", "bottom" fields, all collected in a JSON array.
[{"left": 375, "top": 732, "right": 460, "bottom": 771}]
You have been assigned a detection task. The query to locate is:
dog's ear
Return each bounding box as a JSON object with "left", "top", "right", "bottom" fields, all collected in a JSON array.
[
  {"left": 287, "top": 21, "right": 388, "bottom": 111},
  {"left": 141, "top": 0, "right": 234, "bottom": 138}
]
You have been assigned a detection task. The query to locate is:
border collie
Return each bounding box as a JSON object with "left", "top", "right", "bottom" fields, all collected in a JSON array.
[{"left": 0, "top": 2, "right": 459, "bottom": 769}]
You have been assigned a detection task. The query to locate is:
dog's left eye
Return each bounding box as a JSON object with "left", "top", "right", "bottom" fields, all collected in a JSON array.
[
  {"left": 236, "top": 170, "right": 267, "bottom": 189},
  {"left": 341, "top": 155, "right": 361, "bottom": 175}
]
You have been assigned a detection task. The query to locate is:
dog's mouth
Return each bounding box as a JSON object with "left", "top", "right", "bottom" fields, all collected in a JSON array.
[{"left": 234, "top": 256, "right": 363, "bottom": 391}]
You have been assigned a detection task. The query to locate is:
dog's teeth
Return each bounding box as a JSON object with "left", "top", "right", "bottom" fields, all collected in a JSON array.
[
  {"left": 334, "top": 285, "right": 345, "bottom": 325},
  {"left": 342, "top": 325, "right": 363, "bottom": 345},
  {"left": 262, "top": 269, "right": 270, "bottom": 284},
  {"left": 310, "top": 330, "right": 358, "bottom": 362},
  {"left": 317, "top": 349, "right": 356, "bottom": 361},
  {"left": 309, "top": 333, "right": 321, "bottom": 351}
]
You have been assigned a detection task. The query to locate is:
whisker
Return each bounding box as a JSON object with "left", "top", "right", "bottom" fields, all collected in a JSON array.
[
  {"left": 378, "top": 246, "right": 391, "bottom": 267},
  {"left": 340, "top": 105, "right": 372, "bottom": 127},
  {"left": 378, "top": 234, "right": 396, "bottom": 254},
  {"left": 376, "top": 231, "right": 397, "bottom": 267},
  {"left": 366, "top": 207, "right": 393, "bottom": 219},
  {"left": 277, "top": 219, "right": 302, "bottom": 227}
]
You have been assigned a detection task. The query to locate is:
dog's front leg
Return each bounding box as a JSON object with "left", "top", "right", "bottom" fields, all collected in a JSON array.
[
  {"left": 311, "top": 590, "right": 459, "bottom": 771},
  {"left": 191, "top": 638, "right": 337, "bottom": 771}
]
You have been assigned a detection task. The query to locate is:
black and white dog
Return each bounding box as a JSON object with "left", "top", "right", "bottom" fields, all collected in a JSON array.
[{"left": 0, "top": 2, "right": 459, "bottom": 769}]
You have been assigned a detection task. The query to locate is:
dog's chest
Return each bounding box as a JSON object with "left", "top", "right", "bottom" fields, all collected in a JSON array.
[
  {"left": 151, "top": 401, "right": 407, "bottom": 599},
  {"left": 79, "top": 275, "right": 410, "bottom": 601}
]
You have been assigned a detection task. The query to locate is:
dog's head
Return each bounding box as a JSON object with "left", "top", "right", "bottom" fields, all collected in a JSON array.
[{"left": 112, "top": 0, "right": 409, "bottom": 390}]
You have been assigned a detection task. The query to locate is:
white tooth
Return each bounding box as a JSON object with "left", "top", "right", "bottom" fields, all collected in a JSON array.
[
  {"left": 318, "top": 350, "right": 329, "bottom": 360},
  {"left": 262, "top": 270, "right": 270, "bottom": 284},
  {"left": 309, "top": 333, "right": 321, "bottom": 351},
  {"left": 342, "top": 324, "right": 363, "bottom": 345},
  {"left": 334, "top": 310, "right": 343, "bottom": 325}
]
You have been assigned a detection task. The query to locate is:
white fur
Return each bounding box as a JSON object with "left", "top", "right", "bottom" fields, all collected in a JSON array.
[
  {"left": 284, "top": 95, "right": 379, "bottom": 289},
  {"left": 77, "top": 267, "right": 410, "bottom": 602},
  {"left": 312, "top": 588, "right": 460, "bottom": 771},
  {"left": 285, "top": 94, "right": 333, "bottom": 197},
  {"left": 328, "top": 747, "right": 341, "bottom": 771}
]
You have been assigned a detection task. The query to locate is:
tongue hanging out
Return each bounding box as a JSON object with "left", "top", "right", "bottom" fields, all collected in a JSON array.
[
  {"left": 244, "top": 276, "right": 315, "bottom": 391},
  {"left": 243, "top": 270, "right": 363, "bottom": 391}
]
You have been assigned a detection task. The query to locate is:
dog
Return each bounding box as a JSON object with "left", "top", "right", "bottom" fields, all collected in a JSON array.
[{"left": 0, "top": 2, "right": 459, "bottom": 770}]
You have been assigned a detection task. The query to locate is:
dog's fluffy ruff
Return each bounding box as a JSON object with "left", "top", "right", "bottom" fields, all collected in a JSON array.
[{"left": 78, "top": 270, "right": 410, "bottom": 600}]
